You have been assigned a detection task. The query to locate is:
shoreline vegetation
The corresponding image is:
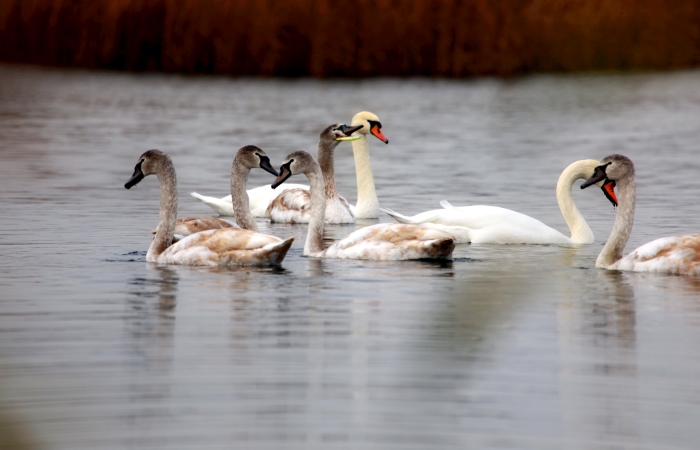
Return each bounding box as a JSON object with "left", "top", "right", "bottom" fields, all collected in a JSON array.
[{"left": 1, "top": 0, "right": 699, "bottom": 77}]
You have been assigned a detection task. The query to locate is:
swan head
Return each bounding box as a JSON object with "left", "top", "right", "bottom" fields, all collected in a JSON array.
[
  {"left": 580, "top": 154, "right": 634, "bottom": 207},
  {"left": 351, "top": 111, "right": 389, "bottom": 144},
  {"left": 270, "top": 151, "right": 316, "bottom": 189},
  {"left": 124, "top": 149, "right": 168, "bottom": 189},
  {"left": 235, "top": 145, "right": 278, "bottom": 176},
  {"left": 320, "top": 124, "right": 364, "bottom": 148}
]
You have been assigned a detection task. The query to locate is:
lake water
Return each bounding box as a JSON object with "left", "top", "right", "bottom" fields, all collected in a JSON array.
[{"left": 1, "top": 64, "right": 700, "bottom": 449}]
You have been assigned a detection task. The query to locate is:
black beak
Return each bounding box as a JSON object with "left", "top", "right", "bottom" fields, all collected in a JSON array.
[
  {"left": 271, "top": 163, "right": 292, "bottom": 189},
  {"left": 125, "top": 162, "right": 145, "bottom": 189},
  {"left": 258, "top": 155, "right": 279, "bottom": 176},
  {"left": 338, "top": 124, "right": 364, "bottom": 136},
  {"left": 581, "top": 164, "right": 608, "bottom": 190}
]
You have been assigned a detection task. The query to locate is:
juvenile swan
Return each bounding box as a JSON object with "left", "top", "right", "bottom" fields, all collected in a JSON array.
[
  {"left": 125, "top": 149, "right": 293, "bottom": 266},
  {"left": 382, "top": 159, "right": 604, "bottom": 244},
  {"left": 265, "top": 123, "right": 363, "bottom": 223},
  {"left": 271, "top": 151, "right": 454, "bottom": 260},
  {"left": 189, "top": 111, "right": 389, "bottom": 218},
  {"left": 581, "top": 154, "right": 700, "bottom": 275},
  {"left": 150, "top": 146, "right": 279, "bottom": 238}
]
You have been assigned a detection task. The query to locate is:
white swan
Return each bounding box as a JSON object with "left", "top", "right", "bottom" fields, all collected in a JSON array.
[
  {"left": 125, "top": 149, "right": 293, "bottom": 266},
  {"left": 581, "top": 154, "right": 700, "bottom": 275},
  {"left": 265, "top": 123, "right": 362, "bottom": 223},
  {"left": 270, "top": 151, "right": 454, "bottom": 260},
  {"left": 381, "top": 159, "right": 605, "bottom": 244},
  {"left": 189, "top": 111, "right": 388, "bottom": 219}
]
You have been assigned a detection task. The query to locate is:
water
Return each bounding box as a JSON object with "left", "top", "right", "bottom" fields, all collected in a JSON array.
[{"left": 1, "top": 64, "right": 700, "bottom": 449}]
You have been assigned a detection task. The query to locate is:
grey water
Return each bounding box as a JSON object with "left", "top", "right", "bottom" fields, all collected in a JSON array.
[{"left": 1, "top": 64, "right": 700, "bottom": 449}]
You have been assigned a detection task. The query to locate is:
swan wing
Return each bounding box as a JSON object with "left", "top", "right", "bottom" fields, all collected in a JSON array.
[
  {"left": 191, "top": 184, "right": 309, "bottom": 217},
  {"left": 322, "top": 223, "right": 454, "bottom": 260},
  {"left": 383, "top": 205, "right": 569, "bottom": 244},
  {"left": 156, "top": 228, "right": 294, "bottom": 266},
  {"left": 611, "top": 234, "right": 700, "bottom": 275},
  {"left": 151, "top": 217, "right": 238, "bottom": 236},
  {"left": 266, "top": 188, "right": 312, "bottom": 223},
  {"left": 189, "top": 192, "right": 235, "bottom": 216}
]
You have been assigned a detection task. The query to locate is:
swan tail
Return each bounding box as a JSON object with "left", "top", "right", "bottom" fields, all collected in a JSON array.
[
  {"left": 439, "top": 200, "right": 454, "bottom": 209},
  {"left": 380, "top": 207, "right": 415, "bottom": 224},
  {"left": 421, "top": 237, "right": 455, "bottom": 260},
  {"left": 262, "top": 237, "right": 295, "bottom": 265},
  {"left": 190, "top": 192, "right": 235, "bottom": 216}
]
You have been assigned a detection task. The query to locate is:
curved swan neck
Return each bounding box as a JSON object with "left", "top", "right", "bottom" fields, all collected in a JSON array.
[
  {"left": 597, "top": 174, "right": 636, "bottom": 268},
  {"left": 351, "top": 136, "right": 379, "bottom": 218},
  {"left": 556, "top": 160, "right": 596, "bottom": 244},
  {"left": 304, "top": 165, "right": 326, "bottom": 256},
  {"left": 317, "top": 139, "right": 339, "bottom": 201},
  {"left": 149, "top": 158, "right": 178, "bottom": 260},
  {"left": 231, "top": 160, "right": 258, "bottom": 232}
]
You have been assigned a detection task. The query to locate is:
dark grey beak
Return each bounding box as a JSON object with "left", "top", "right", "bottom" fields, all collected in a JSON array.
[
  {"left": 125, "top": 162, "right": 145, "bottom": 189},
  {"left": 581, "top": 164, "right": 608, "bottom": 189},
  {"left": 258, "top": 155, "right": 279, "bottom": 176},
  {"left": 271, "top": 163, "right": 292, "bottom": 189}
]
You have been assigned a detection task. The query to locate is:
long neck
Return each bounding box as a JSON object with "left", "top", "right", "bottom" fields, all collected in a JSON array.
[
  {"left": 597, "top": 175, "right": 636, "bottom": 268},
  {"left": 351, "top": 135, "right": 379, "bottom": 218},
  {"left": 304, "top": 166, "right": 326, "bottom": 256},
  {"left": 556, "top": 160, "right": 596, "bottom": 243},
  {"left": 230, "top": 160, "right": 257, "bottom": 231},
  {"left": 317, "top": 140, "right": 338, "bottom": 200},
  {"left": 148, "top": 159, "right": 178, "bottom": 260}
]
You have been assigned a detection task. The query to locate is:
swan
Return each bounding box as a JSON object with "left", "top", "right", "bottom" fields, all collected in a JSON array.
[
  {"left": 270, "top": 151, "right": 454, "bottom": 260},
  {"left": 189, "top": 111, "right": 388, "bottom": 218},
  {"left": 265, "top": 123, "right": 363, "bottom": 223},
  {"left": 125, "top": 149, "right": 294, "bottom": 266},
  {"left": 149, "top": 144, "right": 281, "bottom": 239},
  {"left": 581, "top": 154, "right": 700, "bottom": 275},
  {"left": 380, "top": 159, "right": 607, "bottom": 245}
]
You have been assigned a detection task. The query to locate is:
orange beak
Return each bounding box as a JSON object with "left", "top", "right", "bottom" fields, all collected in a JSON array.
[
  {"left": 370, "top": 124, "right": 389, "bottom": 144},
  {"left": 602, "top": 180, "right": 618, "bottom": 207}
]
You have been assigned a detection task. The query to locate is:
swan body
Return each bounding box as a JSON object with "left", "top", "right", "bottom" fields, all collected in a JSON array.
[
  {"left": 271, "top": 151, "right": 454, "bottom": 260},
  {"left": 190, "top": 111, "right": 388, "bottom": 220},
  {"left": 125, "top": 148, "right": 293, "bottom": 266},
  {"left": 581, "top": 154, "right": 700, "bottom": 275},
  {"left": 190, "top": 185, "right": 307, "bottom": 217},
  {"left": 382, "top": 159, "right": 601, "bottom": 244},
  {"left": 266, "top": 123, "right": 361, "bottom": 224}
]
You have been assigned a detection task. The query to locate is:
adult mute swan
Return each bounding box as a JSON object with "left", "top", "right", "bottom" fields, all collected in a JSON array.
[
  {"left": 581, "top": 154, "right": 700, "bottom": 275},
  {"left": 189, "top": 111, "right": 388, "bottom": 219},
  {"left": 266, "top": 123, "right": 362, "bottom": 223},
  {"left": 270, "top": 151, "right": 454, "bottom": 260},
  {"left": 125, "top": 149, "right": 293, "bottom": 266},
  {"left": 381, "top": 159, "right": 605, "bottom": 244}
]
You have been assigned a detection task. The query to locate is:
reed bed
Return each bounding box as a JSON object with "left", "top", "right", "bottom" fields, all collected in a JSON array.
[{"left": 1, "top": 0, "right": 699, "bottom": 76}]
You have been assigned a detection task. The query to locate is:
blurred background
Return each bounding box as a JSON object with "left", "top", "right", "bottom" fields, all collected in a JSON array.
[{"left": 1, "top": 0, "right": 699, "bottom": 77}]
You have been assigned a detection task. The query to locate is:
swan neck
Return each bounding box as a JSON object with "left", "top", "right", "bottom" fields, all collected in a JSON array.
[
  {"left": 597, "top": 175, "right": 636, "bottom": 268},
  {"left": 556, "top": 160, "right": 596, "bottom": 244},
  {"left": 149, "top": 159, "right": 178, "bottom": 261},
  {"left": 351, "top": 136, "right": 379, "bottom": 218},
  {"left": 231, "top": 160, "right": 257, "bottom": 231},
  {"left": 305, "top": 166, "right": 326, "bottom": 256},
  {"left": 317, "top": 140, "right": 338, "bottom": 201}
]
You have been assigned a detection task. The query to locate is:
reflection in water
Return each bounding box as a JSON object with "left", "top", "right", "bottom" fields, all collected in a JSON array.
[
  {"left": 124, "top": 265, "right": 179, "bottom": 437},
  {"left": 557, "top": 270, "right": 639, "bottom": 446}
]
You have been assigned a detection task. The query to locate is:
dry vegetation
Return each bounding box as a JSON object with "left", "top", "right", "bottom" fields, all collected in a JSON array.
[{"left": 0, "top": 0, "right": 699, "bottom": 76}]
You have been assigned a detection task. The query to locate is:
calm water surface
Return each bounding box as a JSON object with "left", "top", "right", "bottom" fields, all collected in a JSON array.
[{"left": 1, "top": 64, "right": 700, "bottom": 449}]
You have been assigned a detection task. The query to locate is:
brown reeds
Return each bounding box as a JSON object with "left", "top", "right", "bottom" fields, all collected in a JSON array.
[{"left": 1, "top": 0, "right": 699, "bottom": 77}]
